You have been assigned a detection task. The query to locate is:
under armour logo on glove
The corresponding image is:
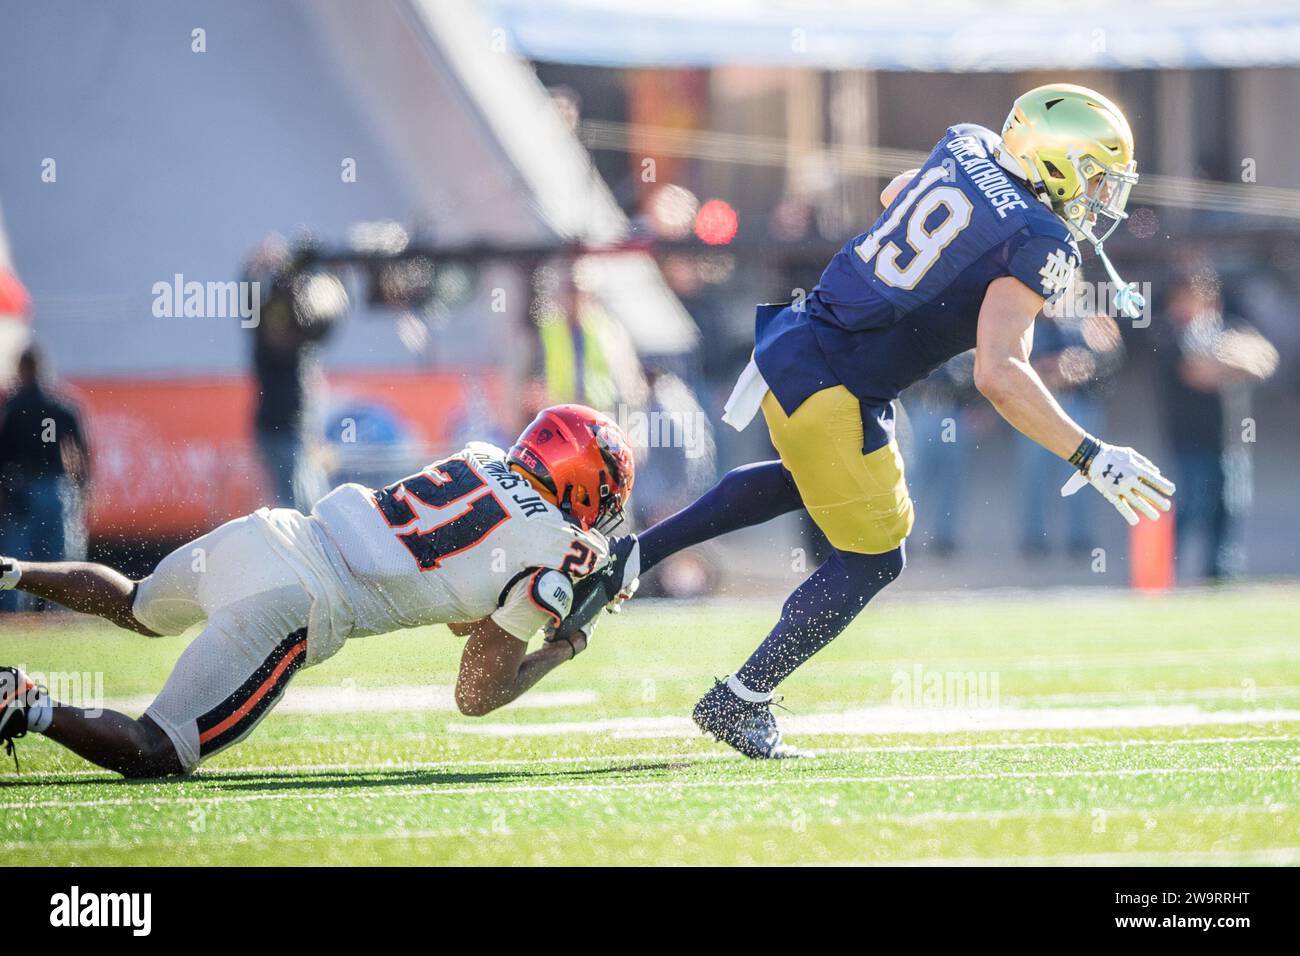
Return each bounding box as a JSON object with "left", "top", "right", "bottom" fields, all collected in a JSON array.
[{"left": 1062, "top": 441, "right": 1175, "bottom": 527}]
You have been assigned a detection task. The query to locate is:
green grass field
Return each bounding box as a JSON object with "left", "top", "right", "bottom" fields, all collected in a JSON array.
[{"left": 4, "top": 586, "right": 1299, "bottom": 866}]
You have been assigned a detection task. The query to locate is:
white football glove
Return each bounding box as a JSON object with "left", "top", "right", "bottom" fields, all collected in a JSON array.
[{"left": 1061, "top": 440, "right": 1175, "bottom": 526}]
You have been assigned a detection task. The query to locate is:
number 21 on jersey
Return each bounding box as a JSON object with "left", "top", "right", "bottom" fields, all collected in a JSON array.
[
  {"left": 855, "top": 166, "right": 973, "bottom": 290},
  {"left": 372, "top": 458, "right": 510, "bottom": 571}
]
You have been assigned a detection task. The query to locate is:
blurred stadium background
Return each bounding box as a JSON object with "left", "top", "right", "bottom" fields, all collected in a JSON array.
[{"left": 1, "top": 0, "right": 1297, "bottom": 603}]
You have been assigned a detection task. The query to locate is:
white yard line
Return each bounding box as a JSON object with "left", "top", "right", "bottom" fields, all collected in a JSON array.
[
  {"left": 16, "top": 733, "right": 1295, "bottom": 780},
  {"left": 4, "top": 763, "right": 1296, "bottom": 813},
  {"left": 446, "top": 704, "right": 1300, "bottom": 739}
]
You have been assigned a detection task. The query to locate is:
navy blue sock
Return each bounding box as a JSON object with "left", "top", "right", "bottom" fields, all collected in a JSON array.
[
  {"left": 638, "top": 461, "right": 803, "bottom": 573},
  {"left": 734, "top": 545, "right": 905, "bottom": 695}
]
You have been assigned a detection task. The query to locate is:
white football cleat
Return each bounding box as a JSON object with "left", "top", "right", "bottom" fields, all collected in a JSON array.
[{"left": 0, "top": 558, "right": 20, "bottom": 591}]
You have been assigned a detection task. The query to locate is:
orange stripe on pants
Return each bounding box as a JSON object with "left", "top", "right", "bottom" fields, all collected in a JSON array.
[{"left": 197, "top": 639, "right": 306, "bottom": 745}]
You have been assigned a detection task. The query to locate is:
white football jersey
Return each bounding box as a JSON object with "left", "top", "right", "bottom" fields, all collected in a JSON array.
[{"left": 311, "top": 443, "right": 609, "bottom": 640}]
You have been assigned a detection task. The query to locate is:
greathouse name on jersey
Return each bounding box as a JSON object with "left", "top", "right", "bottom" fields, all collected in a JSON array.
[{"left": 946, "top": 134, "right": 1029, "bottom": 220}]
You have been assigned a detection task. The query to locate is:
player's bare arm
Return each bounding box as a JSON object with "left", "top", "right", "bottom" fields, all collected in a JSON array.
[
  {"left": 879, "top": 168, "right": 919, "bottom": 207},
  {"left": 975, "top": 276, "right": 1174, "bottom": 525},
  {"left": 973, "top": 275, "right": 1085, "bottom": 459},
  {"left": 453, "top": 617, "right": 584, "bottom": 717}
]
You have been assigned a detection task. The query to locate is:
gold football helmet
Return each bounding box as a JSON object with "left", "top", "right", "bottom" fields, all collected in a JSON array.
[{"left": 999, "top": 83, "right": 1137, "bottom": 249}]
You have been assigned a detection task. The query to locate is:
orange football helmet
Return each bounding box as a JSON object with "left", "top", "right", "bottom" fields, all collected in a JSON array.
[{"left": 508, "top": 404, "right": 635, "bottom": 533}]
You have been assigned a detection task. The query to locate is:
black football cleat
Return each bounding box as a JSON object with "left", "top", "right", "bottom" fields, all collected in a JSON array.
[
  {"left": 692, "top": 679, "right": 808, "bottom": 759},
  {"left": 552, "top": 534, "right": 640, "bottom": 642},
  {"left": 0, "top": 666, "right": 42, "bottom": 771}
]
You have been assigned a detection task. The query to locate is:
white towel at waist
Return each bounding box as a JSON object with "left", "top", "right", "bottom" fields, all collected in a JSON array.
[{"left": 721, "top": 355, "right": 770, "bottom": 432}]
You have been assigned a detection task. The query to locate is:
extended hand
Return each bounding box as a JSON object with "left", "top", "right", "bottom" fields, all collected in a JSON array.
[
  {"left": 544, "top": 626, "right": 588, "bottom": 658},
  {"left": 1061, "top": 441, "right": 1175, "bottom": 526}
]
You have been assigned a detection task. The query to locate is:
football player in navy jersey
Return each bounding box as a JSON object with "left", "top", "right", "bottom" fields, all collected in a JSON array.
[{"left": 561, "top": 84, "right": 1176, "bottom": 758}]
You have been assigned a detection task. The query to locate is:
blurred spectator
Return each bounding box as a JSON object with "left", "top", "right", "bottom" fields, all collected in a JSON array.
[
  {"left": 903, "top": 352, "right": 978, "bottom": 556},
  {"left": 0, "top": 343, "right": 89, "bottom": 611},
  {"left": 1018, "top": 298, "right": 1124, "bottom": 555},
  {"left": 245, "top": 238, "right": 344, "bottom": 510},
  {"left": 1157, "top": 272, "right": 1279, "bottom": 581}
]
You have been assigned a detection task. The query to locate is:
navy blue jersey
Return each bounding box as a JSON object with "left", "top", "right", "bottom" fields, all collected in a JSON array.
[{"left": 756, "top": 124, "right": 1081, "bottom": 412}]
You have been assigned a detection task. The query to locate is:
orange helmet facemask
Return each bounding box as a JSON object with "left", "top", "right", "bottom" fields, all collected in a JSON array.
[{"left": 508, "top": 404, "right": 635, "bottom": 534}]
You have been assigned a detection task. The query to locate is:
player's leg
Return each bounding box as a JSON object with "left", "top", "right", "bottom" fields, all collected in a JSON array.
[
  {"left": 4, "top": 514, "right": 319, "bottom": 775},
  {"left": 694, "top": 386, "right": 912, "bottom": 757},
  {"left": 739, "top": 387, "right": 912, "bottom": 695},
  {"left": 637, "top": 460, "right": 805, "bottom": 572},
  {"left": 41, "top": 706, "right": 182, "bottom": 777},
  {"left": 1, "top": 513, "right": 273, "bottom": 637},
  {"left": 0, "top": 558, "right": 158, "bottom": 635},
  {"left": 732, "top": 545, "right": 905, "bottom": 694},
  {"left": 6, "top": 593, "right": 313, "bottom": 776},
  {"left": 1, "top": 666, "right": 182, "bottom": 776},
  {"left": 144, "top": 613, "right": 310, "bottom": 773},
  {"left": 135, "top": 520, "right": 319, "bottom": 773},
  {"left": 3, "top": 517, "right": 269, "bottom": 772}
]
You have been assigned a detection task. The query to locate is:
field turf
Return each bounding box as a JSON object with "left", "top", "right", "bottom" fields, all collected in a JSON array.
[{"left": 3, "top": 586, "right": 1298, "bottom": 866}]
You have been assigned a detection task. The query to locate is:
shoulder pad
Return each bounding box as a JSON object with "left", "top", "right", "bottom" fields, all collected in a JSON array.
[
  {"left": 948, "top": 122, "right": 998, "bottom": 145},
  {"left": 463, "top": 441, "right": 507, "bottom": 463},
  {"left": 1020, "top": 206, "right": 1075, "bottom": 245},
  {"left": 530, "top": 569, "right": 574, "bottom": 625}
]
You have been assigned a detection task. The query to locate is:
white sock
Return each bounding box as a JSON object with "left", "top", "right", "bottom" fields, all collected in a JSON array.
[
  {"left": 26, "top": 694, "right": 53, "bottom": 734},
  {"left": 726, "top": 673, "right": 773, "bottom": 703}
]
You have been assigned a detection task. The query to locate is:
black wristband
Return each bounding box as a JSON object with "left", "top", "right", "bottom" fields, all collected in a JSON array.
[
  {"left": 1069, "top": 435, "right": 1101, "bottom": 475},
  {"left": 560, "top": 636, "right": 577, "bottom": 659}
]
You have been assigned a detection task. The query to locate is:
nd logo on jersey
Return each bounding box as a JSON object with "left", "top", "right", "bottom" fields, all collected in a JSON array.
[{"left": 1038, "top": 248, "right": 1078, "bottom": 297}]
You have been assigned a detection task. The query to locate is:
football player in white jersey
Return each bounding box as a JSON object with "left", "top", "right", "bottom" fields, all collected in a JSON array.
[{"left": 0, "top": 404, "right": 636, "bottom": 777}]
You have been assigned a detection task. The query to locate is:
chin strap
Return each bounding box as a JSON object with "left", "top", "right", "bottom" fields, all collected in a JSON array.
[{"left": 1093, "top": 241, "right": 1145, "bottom": 320}]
